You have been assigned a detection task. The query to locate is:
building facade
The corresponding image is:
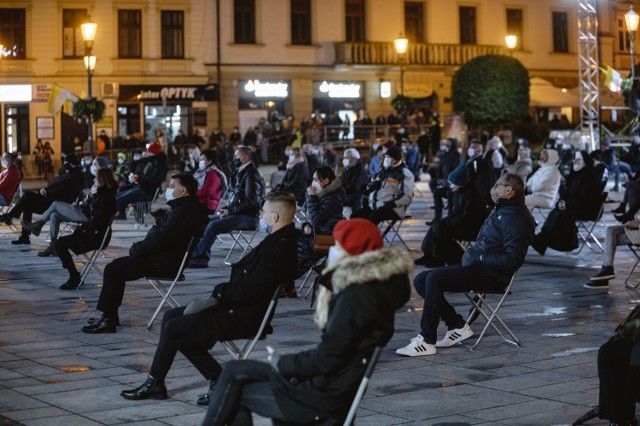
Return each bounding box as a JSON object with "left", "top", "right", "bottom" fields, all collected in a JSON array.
[{"left": 0, "top": 0, "right": 636, "bottom": 157}]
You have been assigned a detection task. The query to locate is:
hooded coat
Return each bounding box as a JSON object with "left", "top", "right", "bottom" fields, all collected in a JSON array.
[
  {"left": 270, "top": 247, "right": 412, "bottom": 423},
  {"left": 306, "top": 177, "right": 346, "bottom": 235},
  {"left": 525, "top": 149, "right": 562, "bottom": 209}
]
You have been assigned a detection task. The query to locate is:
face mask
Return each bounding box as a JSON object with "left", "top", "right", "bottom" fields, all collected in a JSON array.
[
  {"left": 490, "top": 187, "right": 501, "bottom": 204},
  {"left": 91, "top": 184, "right": 98, "bottom": 195},
  {"left": 232, "top": 158, "right": 242, "bottom": 168},
  {"left": 311, "top": 148, "right": 319, "bottom": 155},
  {"left": 573, "top": 162, "right": 584, "bottom": 172},
  {"left": 259, "top": 217, "right": 271, "bottom": 233},
  {"left": 165, "top": 188, "right": 175, "bottom": 202},
  {"left": 284, "top": 149, "right": 292, "bottom": 156},
  {"left": 311, "top": 181, "right": 323, "bottom": 192},
  {"left": 467, "top": 148, "right": 475, "bottom": 158},
  {"left": 90, "top": 165, "right": 97, "bottom": 176},
  {"left": 383, "top": 157, "right": 393, "bottom": 168},
  {"left": 1, "top": 159, "right": 8, "bottom": 168},
  {"left": 327, "top": 245, "right": 345, "bottom": 266},
  {"left": 133, "top": 155, "right": 141, "bottom": 161},
  {"left": 440, "top": 145, "right": 448, "bottom": 152},
  {"left": 118, "top": 158, "right": 124, "bottom": 165},
  {"left": 342, "top": 158, "right": 351, "bottom": 168},
  {"left": 288, "top": 154, "right": 296, "bottom": 162},
  {"left": 199, "top": 160, "right": 206, "bottom": 170},
  {"left": 372, "top": 143, "right": 380, "bottom": 151},
  {"left": 80, "top": 159, "right": 86, "bottom": 166}
]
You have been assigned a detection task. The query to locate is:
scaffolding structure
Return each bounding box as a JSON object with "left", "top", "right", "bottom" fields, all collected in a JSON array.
[{"left": 577, "top": 0, "right": 601, "bottom": 150}]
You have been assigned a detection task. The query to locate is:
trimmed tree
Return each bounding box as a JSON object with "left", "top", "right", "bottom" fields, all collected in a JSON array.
[{"left": 452, "top": 55, "right": 530, "bottom": 128}]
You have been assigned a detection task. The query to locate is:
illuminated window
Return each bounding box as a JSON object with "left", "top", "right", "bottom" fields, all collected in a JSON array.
[
  {"left": 0, "top": 9, "right": 26, "bottom": 59},
  {"left": 62, "top": 9, "right": 88, "bottom": 58}
]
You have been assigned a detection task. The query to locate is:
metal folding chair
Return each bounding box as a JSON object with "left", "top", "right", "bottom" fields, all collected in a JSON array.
[
  {"left": 144, "top": 237, "right": 195, "bottom": 330},
  {"left": 574, "top": 192, "right": 607, "bottom": 255},
  {"left": 0, "top": 183, "right": 22, "bottom": 233},
  {"left": 220, "top": 285, "right": 281, "bottom": 360},
  {"left": 462, "top": 272, "right": 520, "bottom": 350},
  {"left": 223, "top": 227, "right": 259, "bottom": 265},
  {"left": 342, "top": 346, "right": 383, "bottom": 426},
  {"left": 624, "top": 244, "right": 640, "bottom": 289},
  {"left": 134, "top": 186, "right": 161, "bottom": 229},
  {"left": 379, "top": 215, "right": 410, "bottom": 250},
  {"left": 77, "top": 225, "right": 113, "bottom": 288}
]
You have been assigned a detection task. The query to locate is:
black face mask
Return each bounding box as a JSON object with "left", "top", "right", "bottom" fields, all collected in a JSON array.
[{"left": 232, "top": 158, "right": 242, "bottom": 168}]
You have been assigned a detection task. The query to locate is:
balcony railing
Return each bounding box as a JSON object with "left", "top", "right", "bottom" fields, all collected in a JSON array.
[{"left": 334, "top": 41, "right": 509, "bottom": 67}]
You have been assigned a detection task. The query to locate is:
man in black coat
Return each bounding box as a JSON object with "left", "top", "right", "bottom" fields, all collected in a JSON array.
[
  {"left": 397, "top": 173, "right": 534, "bottom": 356},
  {"left": 0, "top": 153, "right": 84, "bottom": 245},
  {"left": 340, "top": 147, "right": 368, "bottom": 211},
  {"left": 82, "top": 173, "right": 204, "bottom": 334},
  {"left": 119, "top": 191, "right": 298, "bottom": 406},
  {"left": 415, "top": 166, "right": 486, "bottom": 268},
  {"left": 465, "top": 141, "right": 497, "bottom": 207},
  {"left": 188, "top": 146, "right": 265, "bottom": 268}
]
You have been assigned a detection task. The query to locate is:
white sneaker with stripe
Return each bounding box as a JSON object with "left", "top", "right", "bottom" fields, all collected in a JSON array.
[
  {"left": 436, "top": 324, "right": 474, "bottom": 348},
  {"left": 395, "top": 334, "right": 436, "bottom": 356}
]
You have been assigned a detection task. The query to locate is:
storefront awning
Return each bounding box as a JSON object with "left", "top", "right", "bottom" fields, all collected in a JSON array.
[{"left": 529, "top": 77, "right": 579, "bottom": 107}]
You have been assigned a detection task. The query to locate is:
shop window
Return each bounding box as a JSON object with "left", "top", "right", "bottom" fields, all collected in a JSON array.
[
  {"left": 161, "top": 10, "right": 184, "bottom": 59},
  {"left": 291, "top": 0, "right": 311, "bottom": 45},
  {"left": 118, "top": 10, "right": 142, "bottom": 58},
  {"left": 506, "top": 8, "right": 523, "bottom": 50},
  {"left": 62, "top": 9, "right": 88, "bottom": 58},
  {"left": 552, "top": 11, "right": 569, "bottom": 53},
  {"left": 117, "top": 105, "right": 140, "bottom": 136},
  {"left": 459, "top": 6, "right": 476, "bottom": 45},
  {"left": 0, "top": 9, "right": 26, "bottom": 59},
  {"left": 234, "top": 0, "right": 255, "bottom": 44},
  {"left": 345, "top": 0, "right": 365, "bottom": 42},
  {"left": 405, "top": 2, "right": 424, "bottom": 43}
]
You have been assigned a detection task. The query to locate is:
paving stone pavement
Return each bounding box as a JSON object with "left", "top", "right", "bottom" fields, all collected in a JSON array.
[{"left": 0, "top": 175, "right": 639, "bottom": 425}]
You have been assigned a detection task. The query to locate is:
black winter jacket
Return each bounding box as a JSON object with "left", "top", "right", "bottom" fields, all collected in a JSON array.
[
  {"left": 277, "top": 162, "right": 309, "bottom": 205},
  {"left": 270, "top": 247, "right": 412, "bottom": 423},
  {"left": 560, "top": 167, "right": 602, "bottom": 220},
  {"left": 463, "top": 195, "right": 535, "bottom": 285},
  {"left": 340, "top": 159, "right": 369, "bottom": 208},
  {"left": 128, "top": 195, "right": 204, "bottom": 275},
  {"left": 306, "top": 178, "right": 345, "bottom": 235},
  {"left": 441, "top": 184, "right": 486, "bottom": 241},
  {"left": 136, "top": 153, "right": 168, "bottom": 197},
  {"left": 227, "top": 162, "right": 265, "bottom": 217},
  {"left": 466, "top": 155, "right": 497, "bottom": 206},
  {"left": 66, "top": 186, "right": 117, "bottom": 254},
  {"left": 44, "top": 164, "right": 84, "bottom": 203}
]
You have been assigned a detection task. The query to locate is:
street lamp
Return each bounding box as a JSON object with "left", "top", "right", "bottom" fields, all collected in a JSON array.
[
  {"left": 505, "top": 34, "right": 517, "bottom": 56},
  {"left": 625, "top": 6, "right": 639, "bottom": 81},
  {"left": 394, "top": 33, "right": 409, "bottom": 96},
  {"left": 81, "top": 20, "right": 97, "bottom": 155}
]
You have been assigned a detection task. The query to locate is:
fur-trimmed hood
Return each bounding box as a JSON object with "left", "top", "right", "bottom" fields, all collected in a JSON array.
[
  {"left": 317, "top": 177, "right": 342, "bottom": 199},
  {"left": 314, "top": 247, "right": 413, "bottom": 328}
]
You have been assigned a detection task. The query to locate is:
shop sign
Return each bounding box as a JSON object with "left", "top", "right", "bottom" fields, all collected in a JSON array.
[
  {"left": 316, "top": 81, "right": 361, "bottom": 98},
  {"left": 118, "top": 84, "right": 218, "bottom": 102},
  {"left": 0, "top": 85, "right": 32, "bottom": 102},
  {"left": 243, "top": 80, "right": 289, "bottom": 98},
  {"left": 33, "top": 84, "right": 53, "bottom": 102}
]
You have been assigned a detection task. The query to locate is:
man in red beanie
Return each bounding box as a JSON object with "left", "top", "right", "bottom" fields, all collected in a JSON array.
[
  {"left": 201, "top": 218, "right": 412, "bottom": 425},
  {"left": 353, "top": 145, "right": 414, "bottom": 224},
  {"left": 114, "top": 141, "right": 168, "bottom": 220}
]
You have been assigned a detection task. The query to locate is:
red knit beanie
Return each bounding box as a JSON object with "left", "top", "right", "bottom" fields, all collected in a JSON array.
[
  {"left": 332, "top": 219, "right": 384, "bottom": 256},
  {"left": 147, "top": 142, "right": 162, "bottom": 155}
]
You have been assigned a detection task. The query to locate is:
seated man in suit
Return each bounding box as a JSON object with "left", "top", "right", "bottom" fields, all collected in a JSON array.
[
  {"left": 81, "top": 173, "right": 204, "bottom": 334},
  {"left": 119, "top": 191, "right": 297, "bottom": 407}
]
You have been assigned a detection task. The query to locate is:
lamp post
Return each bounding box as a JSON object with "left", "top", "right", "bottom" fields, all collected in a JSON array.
[
  {"left": 626, "top": 6, "right": 639, "bottom": 81},
  {"left": 394, "top": 33, "right": 409, "bottom": 96},
  {"left": 81, "top": 20, "right": 97, "bottom": 156},
  {"left": 505, "top": 34, "right": 517, "bottom": 56}
]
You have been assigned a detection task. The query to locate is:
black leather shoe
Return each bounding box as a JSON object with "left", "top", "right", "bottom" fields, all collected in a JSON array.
[
  {"left": 611, "top": 203, "right": 626, "bottom": 214},
  {"left": 86, "top": 313, "right": 120, "bottom": 326},
  {"left": 0, "top": 214, "right": 13, "bottom": 225},
  {"left": 22, "top": 220, "right": 44, "bottom": 237},
  {"left": 37, "top": 244, "right": 57, "bottom": 257},
  {"left": 11, "top": 235, "right": 30, "bottom": 245},
  {"left": 196, "top": 380, "right": 216, "bottom": 406},
  {"left": 615, "top": 213, "right": 633, "bottom": 224},
  {"left": 81, "top": 314, "right": 117, "bottom": 333},
  {"left": 60, "top": 276, "right": 81, "bottom": 290},
  {"left": 572, "top": 406, "right": 598, "bottom": 425},
  {"left": 121, "top": 376, "right": 168, "bottom": 400}
]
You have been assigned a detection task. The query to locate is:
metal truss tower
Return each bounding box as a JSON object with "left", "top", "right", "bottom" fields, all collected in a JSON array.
[{"left": 577, "top": 0, "right": 600, "bottom": 150}]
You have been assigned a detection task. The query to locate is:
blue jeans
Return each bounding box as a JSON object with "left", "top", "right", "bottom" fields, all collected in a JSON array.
[
  {"left": 192, "top": 214, "right": 258, "bottom": 261},
  {"left": 116, "top": 186, "right": 151, "bottom": 215},
  {"left": 0, "top": 193, "right": 7, "bottom": 205},
  {"left": 614, "top": 161, "right": 634, "bottom": 189},
  {"left": 413, "top": 264, "right": 507, "bottom": 344}
]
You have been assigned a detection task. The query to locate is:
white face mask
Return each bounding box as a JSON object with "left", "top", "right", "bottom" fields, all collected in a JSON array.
[
  {"left": 133, "top": 155, "right": 141, "bottom": 161},
  {"left": 259, "top": 217, "right": 271, "bottom": 233},
  {"left": 1, "top": 159, "right": 8, "bottom": 168},
  {"left": 117, "top": 158, "right": 124, "bottom": 164},
  {"left": 342, "top": 158, "right": 351, "bottom": 168},
  {"left": 284, "top": 149, "right": 292, "bottom": 156},
  {"left": 91, "top": 184, "right": 98, "bottom": 195},
  {"left": 165, "top": 187, "right": 175, "bottom": 201},
  {"left": 467, "top": 148, "right": 475, "bottom": 158},
  {"left": 372, "top": 143, "right": 380, "bottom": 151},
  {"left": 199, "top": 160, "right": 206, "bottom": 170},
  {"left": 383, "top": 157, "right": 393, "bottom": 168},
  {"left": 288, "top": 154, "right": 296, "bottom": 162},
  {"left": 573, "top": 162, "right": 584, "bottom": 172},
  {"left": 440, "top": 145, "right": 449, "bottom": 152},
  {"left": 311, "top": 181, "right": 323, "bottom": 192},
  {"left": 327, "top": 245, "right": 346, "bottom": 266},
  {"left": 90, "top": 165, "right": 97, "bottom": 176}
]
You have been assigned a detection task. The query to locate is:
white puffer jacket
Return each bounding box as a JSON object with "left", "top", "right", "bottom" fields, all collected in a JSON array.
[{"left": 526, "top": 149, "right": 562, "bottom": 203}]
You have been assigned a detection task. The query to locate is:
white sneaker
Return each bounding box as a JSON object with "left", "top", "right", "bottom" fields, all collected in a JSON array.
[
  {"left": 395, "top": 334, "right": 436, "bottom": 356},
  {"left": 436, "top": 324, "right": 474, "bottom": 348}
]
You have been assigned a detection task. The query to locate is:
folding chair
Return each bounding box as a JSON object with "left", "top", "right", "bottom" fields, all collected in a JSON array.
[
  {"left": 342, "top": 346, "right": 383, "bottom": 426},
  {"left": 223, "top": 227, "right": 259, "bottom": 265},
  {"left": 77, "top": 224, "right": 113, "bottom": 288},
  {"left": 144, "top": 237, "right": 195, "bottom": 330},
  {"left": 297, "top": 234, "right": 334, "bottom": 300},
  {"left": 574, "top": 192, "right": 607, "bottom": 255},
  {"left": 624, "top": 244, "right": 640, "bottom": 289},
  {"left": 220, "top": 285, "right": 281, "bottom": 360},
  {"left": 134, "top": 186, "right": 161, "bottom": 229},
  {"left": 379, "top": 215, "right": 410, "bottom": 250},
  {"left": 462, "top": 272, "right": 520, "bottom": 350}
]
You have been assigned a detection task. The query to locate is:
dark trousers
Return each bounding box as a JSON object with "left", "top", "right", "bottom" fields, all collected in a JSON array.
[
  {"left": 352, "top": 205, "right": 400, "bottom": 225},
  {"left": 8, "top": 191, "right": 52, "bottom": 237},
  {"left": 413, "top": 264, "right": 506, "bottom": 344},
  {"left": 428, "top": 181, "right": 450, "bottom": 221},
  {"left": 598, "top": 337, "right": 637, "bottom": 423},
  {"left": 116, "top": 187, "right": 151, "bottom": 216},
  {"left": 623, "top": 180, "right": 640, "bottom": 217},
  {"left": 149, "top": 307, "right": 224, "bottom": 382},
  {"left": 54, "top": 235, "right": 81, "bottom": 278},
  {"left": 96, "top": 256, "right": 174, "bottom": 317},
  {"left": 420, "top": 223, "right": 467, "bottom": 265},
  {"left": 192, "top": 214, "right": 259, "bottom": 261},
  {"left": 203, "top": 360, "right": 285, "bottom": 426}
]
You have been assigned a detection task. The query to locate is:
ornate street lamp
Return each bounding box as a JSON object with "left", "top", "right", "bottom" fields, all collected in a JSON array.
[
  {"left": 625, "top": 6, "right": 639, "bottom": 81},
  {"left": 81, "top": 20, "right": 97, "bottom": 155},
  {"left": 394, "top": 33, "right": 409, "bottom": 96}
]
